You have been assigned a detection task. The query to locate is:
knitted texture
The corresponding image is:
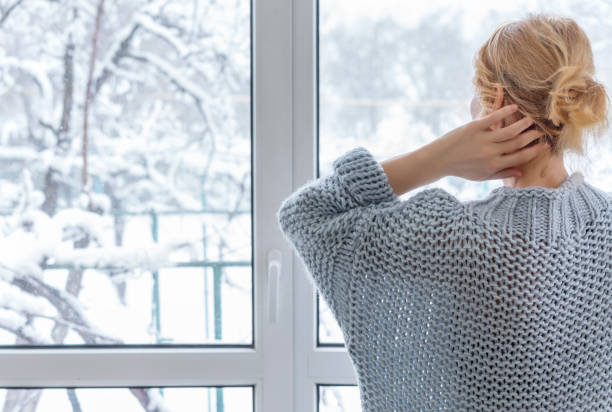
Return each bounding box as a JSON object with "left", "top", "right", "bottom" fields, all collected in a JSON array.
[{"left": 277, "top": 146, "right": 612, "bottom": 411}]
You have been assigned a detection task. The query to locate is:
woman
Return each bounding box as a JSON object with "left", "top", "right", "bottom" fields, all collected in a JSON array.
[{"left": 277, "top": 13, "right": 611, "bottom": 410}]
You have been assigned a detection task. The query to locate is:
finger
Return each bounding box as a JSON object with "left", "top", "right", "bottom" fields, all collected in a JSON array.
[
  {"left": 489, "top": 167, "right": 522, "bottom": 180},
  {"left": 499, "top": 129, "right": 545, "bottom": 154},
  {"left": 498, "top": 141, "right": 548, "bottom": 169},
  {"left": 493, "top": 116, "right": 535, "bottom": 143},
  {"left": 477, "top": 104, "right": 518, "bottom": 130}
]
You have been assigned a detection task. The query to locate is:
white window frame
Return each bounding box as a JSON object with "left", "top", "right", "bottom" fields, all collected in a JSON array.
[
  {"left": 0, "top": 0, "right": 353, "bottom": 411},
  {"left": 291, "top": 0, "right": 358, "bottom": 411}
]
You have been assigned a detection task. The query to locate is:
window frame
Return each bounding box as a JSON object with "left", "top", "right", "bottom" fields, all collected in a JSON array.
[{"left": 293, "top": 1, "right": 358, "bottom": 412}]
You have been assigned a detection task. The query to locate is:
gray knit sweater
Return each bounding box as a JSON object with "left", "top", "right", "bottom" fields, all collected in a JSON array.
[{"left": 277, "top": 146, "right": 611, "bottom": 411}]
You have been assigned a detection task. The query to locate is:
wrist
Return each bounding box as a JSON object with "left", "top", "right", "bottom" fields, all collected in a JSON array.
[
  {"left": 380, "top": 142, "right": 447, "bottom": 197},
  {"left": 419, "top": 138, "right": 450, "bottom": 182}
]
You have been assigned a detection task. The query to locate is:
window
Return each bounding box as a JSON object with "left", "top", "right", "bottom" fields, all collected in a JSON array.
[
  {"left": 317, "top": 0, "right": 612, "bottom": 409},
  {"left": 1, "top": 0, "right": 611, "bottom": 411},
  {"left": 0, "top": 387, "right": 253, "bottom": 411},
  {"left": 0, "top": 0, "right": 252, "bottom": 348},
  {"left": 0, "top": 0, "right": 268, "bottom": 409}
]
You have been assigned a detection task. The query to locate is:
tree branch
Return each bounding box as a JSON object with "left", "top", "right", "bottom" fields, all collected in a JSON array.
[
  {"left": 11, "top": 274, "right": 101, "bottom": 344},
  {"left": 82, "top": 0, "right": 105, "bottom": 190},
  {"left": 67, "top": 389, "right": 83, "bottom": 412},
  {"left": 93, "top": 24, "right": 140, "bottom": 97},
  {"left": 0, "top": 0, "right": 25, "bottom": 28}
]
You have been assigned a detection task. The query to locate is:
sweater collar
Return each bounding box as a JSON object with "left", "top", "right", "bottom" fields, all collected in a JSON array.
[
  {"left": 488, "top": 171, "right": 584, "bottom": 198},
  {"left": 464, "top": 171, "right": 610, "bottom": 244}
]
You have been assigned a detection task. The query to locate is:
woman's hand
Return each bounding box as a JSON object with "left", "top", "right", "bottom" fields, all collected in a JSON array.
[
  {"left": 380, "top": 104, "right": 549, "bottom": 196},
  {"left": 433, "top": 104, "right": 549, "bottom": 181}
]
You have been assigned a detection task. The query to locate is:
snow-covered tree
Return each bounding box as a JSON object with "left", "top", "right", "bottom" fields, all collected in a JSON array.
[{"left": 1, "top": 0, "right": 250, "bottom": 409}]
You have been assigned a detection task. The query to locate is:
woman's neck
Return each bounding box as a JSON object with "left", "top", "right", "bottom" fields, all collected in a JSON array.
[{"left": 502, "top": 150, "right": 569, "bottom": 189}]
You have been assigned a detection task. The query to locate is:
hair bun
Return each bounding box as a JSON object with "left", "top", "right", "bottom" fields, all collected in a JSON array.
[
  {"left": 474, "top": 14, "right": 610, "bottom": 155},
  {"left": 547, "top": 65, "right": 607, "bottom": 129}
]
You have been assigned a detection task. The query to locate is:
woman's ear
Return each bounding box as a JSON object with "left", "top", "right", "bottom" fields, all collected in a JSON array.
[{"left": 489, "top": 84, "right": 505, "bottom": 131}]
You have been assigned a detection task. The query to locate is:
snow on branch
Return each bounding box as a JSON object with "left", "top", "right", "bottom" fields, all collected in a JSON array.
[
  {"left": 145, "top": 159, "right": 202, "bottom": 211},
  {"left": 146, "top": 389, "right": 171, "bottom": 412},
  {"left": 0, "top": 56, "right": 54, "bottom": 118},
  {"left": 92, "top": 0, "right": 171, "bottom": 96},
  {"left": 0, "top": 0, "right": 25, "bottom": 28},
  {"left": 10, "top": 273, "right": 118, "bottom": 344},
  {"left": 126, "top": 51, "right": 222, "bottom": 138},
  {"left": 52, "top": 239, "right": 197, "bottom": 272},
  {"left": 0, "top": 308, "right": 51, "bottom": 344},
  {"left": 93, "top": 21, "right": 140, "bottom": 96},
  {"left": 126, "top": 51, "right": 209, "bottom": 102},
  {"left": 0, "top": 146, "right": 38, "bottom": 162},
  {"left": 135, "top": 13, "right": 190, "bottom": 57},
  {"left": 0, "top": 281, "right": 53, "bottom": 316},
  {"left": 53, "top": 207, "right": 107, "bottom": 246}
]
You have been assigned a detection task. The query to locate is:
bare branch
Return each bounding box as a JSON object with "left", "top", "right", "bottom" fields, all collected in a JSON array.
[
  {"left": 125, "top": 51, "right": 219, "bottom": 138},
  {"left": 38, "top": 119, "right": 59, "bottom": 139},
  {"left": 0, "top": 304, "right": 121, "bottom": 344},
  {"left": 66, "top": 389, "right": 83, "bottom": 412},
  {"left": 40, "top": 36, "right": 75, "bottom": 217},
  {"left": 129, "top": 388, "right": 169, "bottom": 412},
  {"left": 82, "top": 0, "right": 105, "bottom": 190},
  {"left": 59, "top": 40, "right": 75, "bottom": 146},
  {"left": 93, "top": 24, "right": 140, "bottom": 97},
  {"left": 0, "top": 0, "right": 25, "bottom": 28},
  {"left": 1, "top": 389, "right": 42, "bottom": 412},
  {"left": 11, "top": 274, "right": 100, "bottom": 344},
  {"left": 136, "top": 13, "right": 189, "bottom": 56}
]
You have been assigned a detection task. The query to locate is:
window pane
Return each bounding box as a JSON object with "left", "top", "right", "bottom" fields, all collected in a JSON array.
[
  {"left": 317, "top": 294, "right": 343, "bottom": 345},
  {"left": 0, "top": 387, "right": 253, "bottom": 411},
  {"left": 0, "top": 1, "right": 251, "bottom": 345},
  {"left": 318, "top": 0, "right": 612, "bottom": 344},
  {"left": 318, "top": 385, "right": 359, "bottom": 412}
]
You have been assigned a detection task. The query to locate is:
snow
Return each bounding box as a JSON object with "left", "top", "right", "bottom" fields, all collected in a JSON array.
[
  {"left": 0, "top": 282, "right": 54, "bottom": 316},
  {"left": 53, "top": 208, "right": 107, "bottom": 245},
  {"left": 53, "top": 241, "right": 183, "bottom": 271},
  {"left": 136, "top": 13, "right": 191, "bottom": 58},
  {"left": 0, "top": 229, "right": 47, "bottom": 278},
  {"left": 0, "top": 308, "right": 25, "bottom": 331},
  {"left": 147, "top": 388, "right": 171, "bottom": 412},
  {"left": 79, "top": 191, "right": 112, "bottom": 215},
  {"left": 0, "top": 56, "right": 54, "bottom": 118}
]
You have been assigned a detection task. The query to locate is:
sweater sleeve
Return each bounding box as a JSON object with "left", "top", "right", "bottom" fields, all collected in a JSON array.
[{"left": 276, "top": 146, "right": 400, "bottom": 332}]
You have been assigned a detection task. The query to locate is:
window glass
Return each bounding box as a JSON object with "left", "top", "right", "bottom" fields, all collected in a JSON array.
[
  {"left": 318, "top": 385, "right": 359, "bottom": 412},
  {"left": 318, "top": 0, "right": 612, "bottom": 344},
  {"left": 0, "top": 387, "right": 253, "bottom": 411},
  {"left": 0, "top": 0, "right": 251, "bottom": 345}
]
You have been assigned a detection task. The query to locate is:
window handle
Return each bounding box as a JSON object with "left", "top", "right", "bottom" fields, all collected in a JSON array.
[{"left": 267, "top": 249, "right": 282, "bottom": 323}]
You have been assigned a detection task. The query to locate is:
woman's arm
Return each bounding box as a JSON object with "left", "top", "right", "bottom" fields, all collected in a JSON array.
[
  {"left": 277, "top": 147, "right": 398, "bottom": 332},
  {"left": 380, "top": 141, "right": 446, "bottom": 197},
  {"left": 381, "top": 104, "right": 548, "bottom": 196},
  {"left": 277, "top": 104, "right": 547, "bottom": 332}
]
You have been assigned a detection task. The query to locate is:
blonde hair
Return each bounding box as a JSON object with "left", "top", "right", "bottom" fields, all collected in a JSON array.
[{"left": 473, "top": 13, "right": 610, "bottom": 156}]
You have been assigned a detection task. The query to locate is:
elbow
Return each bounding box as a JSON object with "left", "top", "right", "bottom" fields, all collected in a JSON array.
[
  {"left": 277, "top": 179, "right": 332, "bottom": 243},
  {"left": 276, "top": 195, "right": 300, "bottom": 240},
  {"left": 277, "top": 189, "right": 317, "bottom": 246}
]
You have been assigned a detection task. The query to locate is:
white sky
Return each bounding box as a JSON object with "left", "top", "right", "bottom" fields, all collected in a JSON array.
[{"left": 321, "top": 0, "right": 605, "bottom": 44}]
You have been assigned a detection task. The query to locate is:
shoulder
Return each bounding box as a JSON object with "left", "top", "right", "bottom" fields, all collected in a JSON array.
[
  {"left": 583, "top": 181, "right": 612, "bottom": 216},
  {"left": 399, "top": 186, "right": 465, "bottom": 214},
  {"left": 410, "top": 187, "right": 466, "bottom": 212},
  {"left": 368, "top": 186, "right": 467, "bottom": 229},
  {"left": 355, "top": 187, "right": 468, "bottom": 268}
]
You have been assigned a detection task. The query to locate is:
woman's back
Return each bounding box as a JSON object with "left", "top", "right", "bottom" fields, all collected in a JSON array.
[
  {"left": 350, "top": 169, "right": 610, "bottom": 409},
  {"left": 277, "top": 147, "right": 611, "bottom": 410}
]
